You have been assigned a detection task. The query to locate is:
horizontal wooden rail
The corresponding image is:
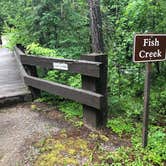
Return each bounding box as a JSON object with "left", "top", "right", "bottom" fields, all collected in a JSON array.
[
  {"left": 20, "top": 54, "right": 102, "bottom": 78},
  {"left": 14, "top": 46, "right": 108, "bottom": 127},
  {"left": 13, "top": 47, "right": 27, "bottom": 78},
  {"left": 24, "top": 75, "right": 103, "bottom": 109},
  {"left": 14, "top": 46, "right": 25, "bottom": 56}
]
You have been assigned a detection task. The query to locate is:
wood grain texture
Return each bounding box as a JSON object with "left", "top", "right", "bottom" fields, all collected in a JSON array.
[
  {"left": 82, "top": 54, "right": 108, "bottom": 128},
  {"left": 24, "top": 75, "right": 103, "bottom": 109},
  {"left": 88, "top": 0, "right": 104, "bottom": 52},
  {"left": 0, "top": 48, "right": 31, "bottom": 101},
  {"left": 20, "top": 54, "right": 102, "bottom": 78}
]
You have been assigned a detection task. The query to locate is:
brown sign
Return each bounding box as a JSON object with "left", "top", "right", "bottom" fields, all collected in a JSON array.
[{"left": 133, "top": 34, "right": 166, "bottom": 62}]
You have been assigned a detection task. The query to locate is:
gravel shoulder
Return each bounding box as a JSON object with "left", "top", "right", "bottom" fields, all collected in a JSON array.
[{"left": 0, "top": 103, "right": 63, "bottom": 166}]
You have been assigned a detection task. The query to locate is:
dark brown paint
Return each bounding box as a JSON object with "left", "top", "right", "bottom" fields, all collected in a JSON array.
[{"left": 133, "top": 34, "right": 166, "bottom": 62}]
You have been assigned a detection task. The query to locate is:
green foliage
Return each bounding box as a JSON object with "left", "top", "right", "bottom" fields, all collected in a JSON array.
[
  {"left": 107, "top": 117, "right": 134, "bottom": 136},
  {"left": 44, "top": 70, "right": 81, "bottom": 89},
  {"left": 146, "top": 127, "right": 166, "bottom": 163},
  {"left": 0, "top": 0, "right": 89, "bottom": 58},
  {"left": 34, "top": 133, "right": 91, "bottom": 166},
  {"left": 26, "top": 43, "right": 60, "bottom": 57},
  {"left": 150, "top": 74, "right": 166, "bottom": 116},
  {"left": 0, "top": 0, "right": 37, "bottom": 47},
  {"left": 130, "top": 125, "right": 166, "bottom": 165},
  {"left": 58, "top": 101, "right": 83, "bottom": 119},
  {"left": 33, "top": 130, "right": 110, "bottom": 165},
  {"left": 106, "top": 0, "right": 166, "bottom": 121},
  {"left": 106, "top": 124, "right": 166, "bottom": 165}
]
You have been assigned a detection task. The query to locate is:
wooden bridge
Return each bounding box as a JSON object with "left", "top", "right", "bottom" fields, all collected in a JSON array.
[
  {"left": 0, "top": 48, "right": 31, "bottom": 104},
  {"left": 0, "top": 46, "right": 108, "bottom": 128}
]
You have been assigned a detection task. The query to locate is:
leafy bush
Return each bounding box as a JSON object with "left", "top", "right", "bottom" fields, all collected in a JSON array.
[
  {"left": 58, "top": 101, "right": 83, "bottom": 119},
  {"left": 26, "top": 43, "right": 60, "bottom": 58},
  {"left": 106, "top": 124, "right": 166, "bottom": 166},
  {"left": 131, "top": 125, "right": 166, "bottom": 165},
  {"left": 150, "top": 76, "right": 166, "bottom": 116},
  {"left": 107, "top": 117, "right": 134, "bottom": 136},
  {"left": 45, "top": 70, "right": 81, "bottom": 88}
]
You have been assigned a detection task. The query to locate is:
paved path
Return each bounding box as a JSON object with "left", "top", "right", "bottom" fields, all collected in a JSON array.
[{"left": 0, "top": 48, "right": 30, "bottom": 102}]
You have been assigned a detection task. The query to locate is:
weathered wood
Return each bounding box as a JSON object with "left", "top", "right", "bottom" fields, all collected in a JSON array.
[
  {"left": 81, "top": 54, "right": 108, "bottom": 128},
  {"left": 142, "top": 63, "right": 151, "bottom": 147},
  {"left": 20, "top": 54, "right": 101, "bottom": 78},
  {"left": 88, "top": 0, "right": 104, "bottom": 52},
  {"left": 0, "top": 48, "right": 31, "bottom": 103},
  {"left": 24, "top": 75, "right": 103, "bottom": 109},
  {"left": 86, "top": 0, "right": 106, "bottom": 128},
  {"left": 24, "top": 65, "right": 41, "bottom": 99},
  {"left": 14, "top": 46, "right": 25, "bottom": 57},
  {"left": 0, "top": 86, "right": 30, "bottom": 99},
  {"left": 0, "top": 94, "right": 32, "bottom": 105},
  {"left": 13, "top": 46, "right": 29, "bottom": 78},
  {"left": 14, "top": 46, "right": 40, "bottom": 99}
]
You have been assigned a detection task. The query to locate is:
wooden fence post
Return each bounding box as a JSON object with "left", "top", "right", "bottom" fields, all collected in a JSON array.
[
  {"left": 24, "top": 65, "right": 41, "bottom": 99},
  {"left": 16, "top": 44, "right": 41, "bottom": 99},
  {"left": 81, "top": 53, "right": 108, "bottom": 128}
]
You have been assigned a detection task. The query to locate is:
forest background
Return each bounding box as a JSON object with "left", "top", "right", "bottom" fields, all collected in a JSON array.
[{"left": 0, "top": 0, "right": 165, "bottom": 165}]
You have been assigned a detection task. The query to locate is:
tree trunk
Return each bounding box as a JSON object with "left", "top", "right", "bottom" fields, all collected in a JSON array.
[
  {"left": 88, "top": 0, "right": 104, "bottom": 53},
  {"left": 81, "top": 0, "right": 107, "bottom": 128}
]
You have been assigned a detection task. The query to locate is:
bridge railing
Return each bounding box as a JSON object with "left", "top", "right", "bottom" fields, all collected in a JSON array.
[{"left": 14, "top": 46, "right": 108, "bottom": 128}]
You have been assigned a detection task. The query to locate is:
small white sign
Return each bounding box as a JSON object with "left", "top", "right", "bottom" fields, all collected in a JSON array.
[{"left": 53, "top": 62, "right": 68, "bottom": 70}]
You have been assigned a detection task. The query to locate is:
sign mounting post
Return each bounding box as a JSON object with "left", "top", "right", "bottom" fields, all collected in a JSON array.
[
  {"left": 133, "top": 34, "right": 166, "bottom": 147},
  {"left": 142, "top": 62, "right": 151, "bottom": 147}
]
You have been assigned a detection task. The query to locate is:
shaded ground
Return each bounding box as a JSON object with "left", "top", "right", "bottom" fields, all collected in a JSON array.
[
  {"left": 0, "top": 103, "right": 66, "bottom": 166},
  {"left": 0, "top": 102, "right": 130, "bottom": 166}
]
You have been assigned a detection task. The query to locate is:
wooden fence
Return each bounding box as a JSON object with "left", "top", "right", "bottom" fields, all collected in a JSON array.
[{"left": 14, "top": 46, "right": 108, "bottom": 128}]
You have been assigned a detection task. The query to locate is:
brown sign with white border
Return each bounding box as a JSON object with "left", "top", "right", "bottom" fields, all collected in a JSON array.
[{"left": 133, "top": 34, "right": 166, "bottom": 62}]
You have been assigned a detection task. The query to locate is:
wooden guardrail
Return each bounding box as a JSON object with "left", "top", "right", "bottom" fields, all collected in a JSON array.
[
  {"left": 14, "top": 46, "right": 108, "bottom": 128},
  {"left": 20, "top": 54, "right": 102, "bottom": 78},
  {"left": 24, "top": 75, "right": 103, "bottom": 109}
]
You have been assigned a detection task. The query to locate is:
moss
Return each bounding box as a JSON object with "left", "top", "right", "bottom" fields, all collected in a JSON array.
[
  {"left": 33, "top": 129, "right": 129, "bottom": 165},
  {"left": 34, "top": 131, "right": 92, "bottom": 166},
  {"left": 99, "top": 134, "right": 109, "bottom": 142},
  {"left": 30, "top": 104, "right": 37, "bottom": 111}
]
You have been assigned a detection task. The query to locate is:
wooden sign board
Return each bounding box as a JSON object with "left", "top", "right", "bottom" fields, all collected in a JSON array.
[
  {"left": 133, "top": 34, "right": 166, "bottom": 62},
  {"left": 133, "top": 34, "right": 166, "bottom": 147}
]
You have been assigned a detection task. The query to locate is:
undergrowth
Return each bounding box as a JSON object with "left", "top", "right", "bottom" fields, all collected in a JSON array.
[
  {"left": 32, "top": 121, "right": 166, "bottom": 166},
  {"left": 58, "top": 101, "right": 83, "bottom": 119},
  {"left": 30, "top": 101, "right": 166, "bottom": 165},
  {"left": 33, "top": 129, "right": 110, "bottom": 166},
  {"left": 106, "top": 117, "right": 166, "bottom": 165}
]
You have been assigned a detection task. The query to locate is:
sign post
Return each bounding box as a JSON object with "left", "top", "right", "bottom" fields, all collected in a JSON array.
[
  {"left": 142, "top": 62, "right": 151, "bottom": 147},
  {"left": 133, "top": 34, "right": 166, "bottom": 147}
]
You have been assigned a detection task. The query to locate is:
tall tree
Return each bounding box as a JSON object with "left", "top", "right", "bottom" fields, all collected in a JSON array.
[
  {"left": 88, "top": 0, "right": 104, "bottom": 53},
  {"left": 82, "top": 0, "right": 107, "bottom": 128}
]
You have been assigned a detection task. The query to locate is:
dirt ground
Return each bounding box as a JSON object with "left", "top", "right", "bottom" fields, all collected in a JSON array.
[
  {"left": 0, "top": 102, "right": 130, "bottom": 166},
  {"left": 0, "top": 102, "right": 68, "bottom": 166}
]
